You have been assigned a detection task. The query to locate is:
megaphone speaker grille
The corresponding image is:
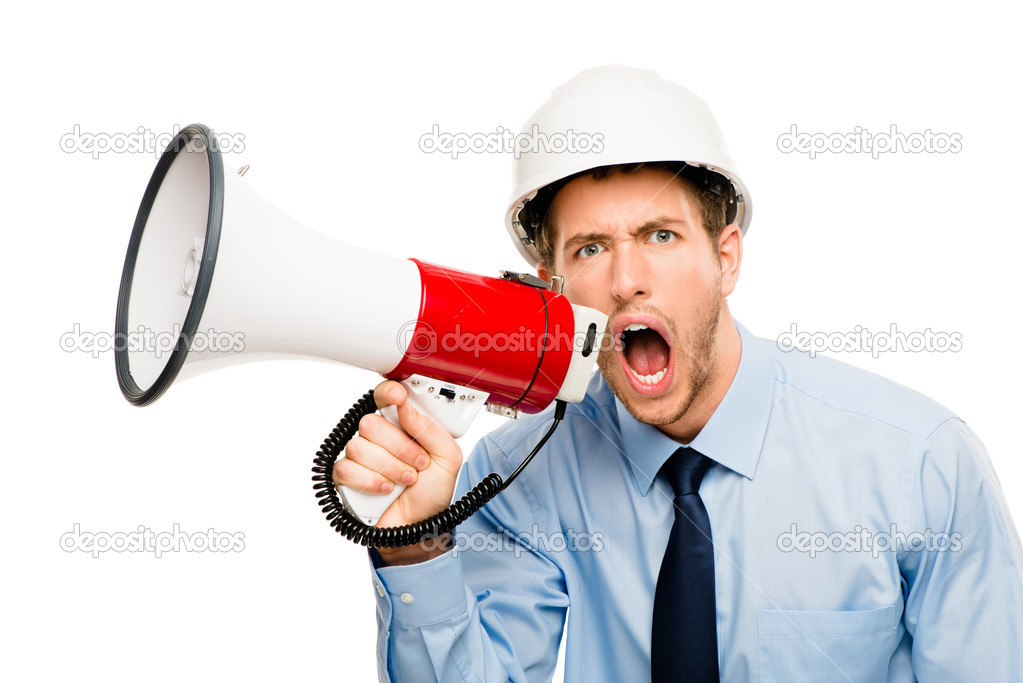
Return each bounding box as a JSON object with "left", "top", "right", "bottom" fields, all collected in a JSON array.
[{"left": 115, "top": 124, "right": 225, "bottom": 406}]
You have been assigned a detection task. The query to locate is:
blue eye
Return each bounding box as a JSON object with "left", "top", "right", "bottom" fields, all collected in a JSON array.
[
  {"left": 648, "top": 229, "right": 675, "bottom": 244},
  {"left": 576, "top": 243, "right": 605, "bottom": 259}
]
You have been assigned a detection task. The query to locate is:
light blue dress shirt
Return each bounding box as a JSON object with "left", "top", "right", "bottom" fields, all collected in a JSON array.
[{"left": 370, "top": 320, "right": 1023, "bottom": 681}]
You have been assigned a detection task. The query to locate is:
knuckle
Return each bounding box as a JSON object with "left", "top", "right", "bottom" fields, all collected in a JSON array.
[
  {"left": 344, "top": 436, "right": 366, "bottom": 459},
  {"left": 358, "top": 414, "right": 381, "bottom": 434},
  {"left": 332, "top": 458, "right": 354, "bottom": 482}
]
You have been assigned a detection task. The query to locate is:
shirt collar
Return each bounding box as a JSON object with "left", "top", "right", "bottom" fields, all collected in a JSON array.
[{"left": 614, "top": 318, "right": 774, "bottom": 495}]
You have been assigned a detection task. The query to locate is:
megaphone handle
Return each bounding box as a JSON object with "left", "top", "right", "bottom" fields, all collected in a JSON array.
[
  {"left": 337, "top": 479, "right": 404, "bottom": 528},
  {"left": 338, "top": 375, "right": 489, "bottom": 526},
  {"left": 313, "top": 390, "right": 566, "bottom": 548}
]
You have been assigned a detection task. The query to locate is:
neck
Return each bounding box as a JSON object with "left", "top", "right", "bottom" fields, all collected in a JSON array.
[{"left": 657, "top": 310, "right": 742, "bottom": 445}]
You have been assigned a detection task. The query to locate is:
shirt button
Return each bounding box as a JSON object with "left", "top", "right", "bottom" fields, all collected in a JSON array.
[
  {"left": 400, "top": 592, "right": 415, "bottom": 604},
  {"left": 375, "top": 583, "right": 385, "bottom": 597}
]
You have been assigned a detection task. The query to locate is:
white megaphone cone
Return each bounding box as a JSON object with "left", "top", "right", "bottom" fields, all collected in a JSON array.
[
  {"left": 116, "top": 126, "right": 422, "bottom": 403},
  {"left": 116, "top": 124, "right": 606, "bottom": 532}
]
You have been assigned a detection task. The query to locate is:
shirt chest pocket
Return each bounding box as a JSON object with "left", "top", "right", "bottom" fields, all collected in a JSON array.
[{"left": 756, "top": 603, "right": 901, "bottom": 682}]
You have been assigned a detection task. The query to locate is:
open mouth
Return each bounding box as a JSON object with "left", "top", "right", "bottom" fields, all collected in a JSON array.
[{"left": 617, "top": 319, "right": 674, "bottom": 394}]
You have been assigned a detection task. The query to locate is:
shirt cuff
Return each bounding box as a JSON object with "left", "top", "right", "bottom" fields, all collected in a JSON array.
[{"left": 371, "top": 549, "right": 470, "bottom": 627}]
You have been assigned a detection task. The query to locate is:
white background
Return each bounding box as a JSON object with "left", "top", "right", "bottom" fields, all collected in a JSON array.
[{"left": 3, "top": 1, "right": 1021, "bottom": 680}]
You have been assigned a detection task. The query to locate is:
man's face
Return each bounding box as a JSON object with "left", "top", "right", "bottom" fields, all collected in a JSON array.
[{"left": 539, "top": 168, "right": 735, "bottom": 426}]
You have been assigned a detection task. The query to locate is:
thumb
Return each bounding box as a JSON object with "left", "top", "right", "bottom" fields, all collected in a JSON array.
[{"left": 374, "top": 379, "right": 407, "bottom": 410}]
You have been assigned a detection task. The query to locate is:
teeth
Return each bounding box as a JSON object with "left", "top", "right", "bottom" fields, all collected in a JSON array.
[
  {"left": 629, "top": 366, "right": 667, "bottom": 385},
  {"left": 620, "top": 323, "right": 649, "bottom": 351}
]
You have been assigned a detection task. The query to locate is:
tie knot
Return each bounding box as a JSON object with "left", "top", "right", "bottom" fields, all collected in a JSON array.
[{"left": 661, "top": 448, "right": 713, "bottom": 497}]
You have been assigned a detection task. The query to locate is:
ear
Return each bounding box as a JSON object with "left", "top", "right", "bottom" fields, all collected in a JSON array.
[
  {"left": 537, "top": 262, "right": 554, "bottom": 283},
  {"left": 717, "top": 223, "right": 742, "bottom": 298}
]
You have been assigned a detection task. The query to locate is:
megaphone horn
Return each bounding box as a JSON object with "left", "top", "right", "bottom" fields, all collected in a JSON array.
[{"left": 115, "top": 124, "right": 430, "bottom": 406}]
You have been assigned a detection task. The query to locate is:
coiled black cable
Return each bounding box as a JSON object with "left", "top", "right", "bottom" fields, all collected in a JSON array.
[{"left": 311, "top": 388, "right": 567, "bottom": 548}]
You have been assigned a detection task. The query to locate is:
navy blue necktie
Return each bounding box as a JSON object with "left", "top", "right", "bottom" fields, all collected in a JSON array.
[{"left": 651, "top": 447, "right": 719, "bottom": 682}]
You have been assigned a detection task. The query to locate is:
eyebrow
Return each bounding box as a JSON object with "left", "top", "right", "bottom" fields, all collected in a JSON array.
[{"left": 560, "top": 216, "right": 689, "bottom": 253}]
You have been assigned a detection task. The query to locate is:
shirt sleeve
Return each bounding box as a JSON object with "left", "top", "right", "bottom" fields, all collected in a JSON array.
[
  {"left": 900, "top": 417, "right": 1023, "bottom": 678},
  {"left": 370, "top": 433, "right": 569, "bottom": 682}
]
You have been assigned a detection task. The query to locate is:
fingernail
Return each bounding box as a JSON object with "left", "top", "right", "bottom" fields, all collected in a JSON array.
[
  {"left": 401, "top": 471, "right": 415, "bottom": 485},
  {"left": 381, "top": 482, "right": 393, "bottom": 493},
  {"left": 415, "top": 456, "right": 428, "bottom": 470}
]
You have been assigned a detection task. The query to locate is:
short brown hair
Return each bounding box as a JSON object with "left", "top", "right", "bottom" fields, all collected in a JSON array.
[{"left": 531, "top": 162, "right": 730, "bottom": 271}]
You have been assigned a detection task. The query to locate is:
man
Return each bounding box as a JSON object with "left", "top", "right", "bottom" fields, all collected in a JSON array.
[{"left": 334, "top": 65, "right": 1023, "bottom": 681}]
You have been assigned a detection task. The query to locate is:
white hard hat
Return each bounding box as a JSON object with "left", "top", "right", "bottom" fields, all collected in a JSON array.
[{"left": 505, "top": 64, "right": 752, "bottom": 267}]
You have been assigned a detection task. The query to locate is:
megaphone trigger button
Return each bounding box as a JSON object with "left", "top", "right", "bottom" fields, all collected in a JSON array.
[{"left": 582, "top": 323, "right": 597, "bottom": 358}]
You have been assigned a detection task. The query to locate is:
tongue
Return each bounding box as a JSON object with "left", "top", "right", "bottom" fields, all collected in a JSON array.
[{"left": 624, "top": 329, "right": 669, "bottom": 376}]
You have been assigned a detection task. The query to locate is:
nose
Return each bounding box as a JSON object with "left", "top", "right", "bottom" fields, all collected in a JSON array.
[{"left": 609, "top": 242, "right": 649, "bottom": 302}]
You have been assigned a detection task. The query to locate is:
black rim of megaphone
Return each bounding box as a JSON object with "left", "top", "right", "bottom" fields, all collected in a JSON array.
[{"left": 115, "top": 124, "right": 225, "bottom": 406}]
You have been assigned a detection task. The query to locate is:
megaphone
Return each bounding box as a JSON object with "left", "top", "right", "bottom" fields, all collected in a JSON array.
[{"left": 115, "top": 124, "right": 608, "bottom": 541}]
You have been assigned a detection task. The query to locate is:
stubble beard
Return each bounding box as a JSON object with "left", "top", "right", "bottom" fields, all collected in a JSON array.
[{"left": 598, "top": 288, "right": 722, "bottom": 427}]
